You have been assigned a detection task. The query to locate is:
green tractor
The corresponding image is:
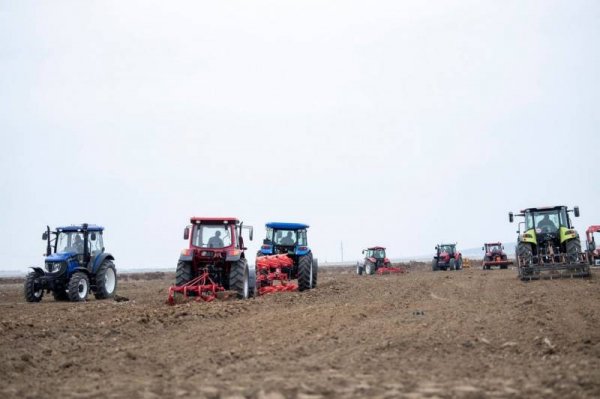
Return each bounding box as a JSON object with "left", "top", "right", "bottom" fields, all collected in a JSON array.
[{"left": 509, "top": 205, "right": 590, "bottom": 280}]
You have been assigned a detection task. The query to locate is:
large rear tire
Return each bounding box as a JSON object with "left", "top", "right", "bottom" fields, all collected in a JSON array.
[
  {"left": 365, "top": 261, "right": 375, "bottom": 275},
  {"left": 357, "top": 263, "right": 364, "bottom": 275},
  {"left": 94, "top": 260, "right": 117, "bottom": 299},
  {"left": 449, "top": 258, "right": 456, "bottom": 271},
  {"left": 175, "top": 261, "right": 193, "bottom": 286},
  {"left": 312, "top": 258, "right": 318, "bottom": 288},
  {"left": 298, "top": 254, "right": 313, "bottom": 291},
  {"left": 24, "top": 272, "right": 44, "bottom": 303},
  {"left": 517, "top": 242, "right": 533, "bottom": 267},
  {"left": 432, "top": 259, "right": 438, "bottom": 271},
  {"left": 229, "top": 258, "right": 250, "bottom": 299},
  {"left": 566, "top": 238, "right": 581, "bottom": 263},
  {"left": 68, "top": 272, "right": 89, "bottom": 302}
]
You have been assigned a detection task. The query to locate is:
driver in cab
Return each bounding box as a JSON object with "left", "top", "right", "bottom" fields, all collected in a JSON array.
[
  {"left": 538, "top": 215, "right": 557, "bottom": 231},
  {"left": 208, "top": 231, "right": 225, "bottom": 248}
]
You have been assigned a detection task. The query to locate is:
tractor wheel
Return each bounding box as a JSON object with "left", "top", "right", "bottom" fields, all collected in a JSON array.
[
  {"left": 68, "top": 272, "right": 89, "bottom": 302},
  {"left": 94, "top": 260, "right": 117, "bottom": 300},
  {"left": 52, "top": 289, "right": 69, "bottom": 301},
  {"left": 298, "top": 254, "right": 313, "bottom": 291},
  {"left": 432, "top": 259, "right": 438, "bottom": 271},
  {"left": 24, "top": 272, "right": 44, "bottom": 303},
  {"left": 457, "top": 257, "right": 463, "bottom": 270},
  {"left": 517, "top": 242, "right": 533, "bottom": 267},
  {"left": 312, "top": 258, "right": 318, "bottom": 288},
  {"left": 175, "top": 261, "right": 193, "bottom": 286},
  {"left": 229, "top": 258, "right": 250, "bottom": 299},
  {"left": 566, "top": 238, "right": 581, "bottom": 263},
  {"left": 449, "top": 258, "right": 456, "bottom": 271},
  {"left": 365, "top": 261, "right": 375, "bottom": 275},
  {"left": 357, "top": 263, "right": 364, "bottom": 275}
]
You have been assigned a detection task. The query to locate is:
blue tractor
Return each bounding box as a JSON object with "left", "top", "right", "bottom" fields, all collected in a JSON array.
[
  {"left": 257, "top": 222, "right": 318, "bottom": 291},
  {"left": 24, "top": 223, "right": 117, "bottom": 302}
]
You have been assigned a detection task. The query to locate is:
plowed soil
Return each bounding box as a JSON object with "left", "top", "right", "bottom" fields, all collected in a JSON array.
[{"left": 1, "top": 265, "right": 600, "bottom": 399}]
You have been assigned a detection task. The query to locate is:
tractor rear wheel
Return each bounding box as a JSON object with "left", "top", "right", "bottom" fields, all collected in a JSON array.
[
  {"left": 457, "top": 257, "right": 463, "bottom": 270},
  {"left": 357, "top": 263, "right": 364, "bottom": 275},
  {"left": 68, "top": 272, "right": 89, "bottom": 302},
  {"left": 365, "top": 261, "right": 375, "bottom": 275},
  {"left": 432, "top": 259, "right": 438, "bottom": 271},
  {"left": 449, "top": 259, "right": 456, "bottom": 271},
  {"left": 312, "top": 258, "right": 318, "bottom": 288},
  {"left": 566, "top": 238, "right": 581, "bottom": 263},
  {"left": 175, "top": 261, "right": 193, "bottom": 286},
  {"left": 298, "top": 254, "right": 313, "bottom": 291},
  {"left": 517, "top": 242, "right": 533, "bottom": 267},
  {"left": 94, "top": 260, "right": 117, "bottom": 299},
  {"left": 52, "top": 289, "right": 69, "bottom": 301},
  {"left": 24, "top": 272, "right": 44, "bottom": 302},
  {"left": 229, "top": 258, "right": 250, "bottom": 299}
]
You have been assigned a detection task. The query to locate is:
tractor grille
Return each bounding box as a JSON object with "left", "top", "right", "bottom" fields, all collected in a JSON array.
[{"left": 45, "top": 261, "right": 66, "bottom": 275}]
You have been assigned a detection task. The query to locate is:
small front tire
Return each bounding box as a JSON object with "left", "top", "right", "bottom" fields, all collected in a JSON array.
[{"left": 24, "top": 272, "right": 44, "bottom": 303}]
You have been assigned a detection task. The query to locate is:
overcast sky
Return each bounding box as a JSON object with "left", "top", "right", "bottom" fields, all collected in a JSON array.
[{"left": 1, "top": 0, "right": 599, "bottom": 271}]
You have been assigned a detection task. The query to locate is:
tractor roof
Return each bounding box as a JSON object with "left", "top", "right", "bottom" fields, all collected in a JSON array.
[
  {"left": 439, "top": 243, "right": 456, "bottom": 246},
  {"left": 266, "top": 222, "right": 309, "bottom": 230},
  {"left": 521, "top": 205, "right": 566, "bottom": 213},
  {"left": 367, "top": 246, "right": 386, "bottom": 250},
  {"left": 484, "top": 242, "right": 502, "bottom": 246},
  {"left": 56, "top": 224, "right": 104, "bottom": 232},
  {"left": 190, "top": 217, "right": 240, "bottom": 224}
]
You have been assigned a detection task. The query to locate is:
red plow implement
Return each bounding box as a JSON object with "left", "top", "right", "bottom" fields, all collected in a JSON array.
[
  {"left": 255, "top": 254, "right": 298, "bottom": 295},
  {"left": 166, "top": 270, "right": 225, "bottom": 305},
  {"left": 376, "top": 265, "right": 407, "bottom": 275}
]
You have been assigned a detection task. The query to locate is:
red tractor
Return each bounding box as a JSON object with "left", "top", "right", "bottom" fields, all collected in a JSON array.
[
  {"left": 586, "top": 226, "right": 600, "bottom": 266},
  {"left": 356, "top": 246, "right": 405, "bottom": 275},
  {"left": 481, "top": 242, "right": 513, "bottom": 270},
  {"left": 432, "top": 243, "right": 463, "bottom": 271},
  {"left": 167, "top": 217, "right": 253, "bottom": 304}
]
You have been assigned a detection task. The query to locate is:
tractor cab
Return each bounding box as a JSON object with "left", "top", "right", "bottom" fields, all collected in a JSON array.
[
  {"left": 586, "top": 226, "right": 600, "bottom": 265},
  {"left": 364, "top": 247, "right": 386, "bottom": 260},
  {"left": 259, "top": 222, "right": 310, "bottom": 257},
  {"left": 437, "top": 244, "right": 456, "bottom": 257},
  {"left": 42, "top": 224, "right": 107, "bottom": 274},
  {"left": 483, "top": 242, "right": 503, "bottom": 255}
]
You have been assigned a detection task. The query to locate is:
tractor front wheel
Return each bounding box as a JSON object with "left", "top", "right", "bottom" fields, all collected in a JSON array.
[
  {"left": 229, "top": 258, "right": 250, "bottom": 299},
  {"left": 449, "top": 258, "right": 456, "bottom": 271},
  {"left": 94, "top": 260, "right": 117, "bottom": 299},
  {"left": 68, "top": 272, "right": 89, "bottom": 302},
  {"left": 365, "top": 261, "right": 375, "bottom": 275},
  {"left": 357, "top": 263, "right": 364, "bottom": 275},
  {"left": 24, "top": 272, "right": 44, "bottom": 303},
  {"left": 298, "top": 254, "right": 313, "bottom": 291},
  {"left": 432, "top": 259, "right": 438, "bottom": 272}
]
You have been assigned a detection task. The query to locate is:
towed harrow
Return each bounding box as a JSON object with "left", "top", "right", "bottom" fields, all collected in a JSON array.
[
  {"left": 518, "top": 252, "right": 591, "bottom": 280},
  {"left": 375, "top": 265, "right": 406, "bottom": 275}
]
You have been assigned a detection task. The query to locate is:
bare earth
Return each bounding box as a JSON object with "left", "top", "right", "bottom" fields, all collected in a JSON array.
[{"left": 1, "top": 265, "right": 599, "bottom": 399}]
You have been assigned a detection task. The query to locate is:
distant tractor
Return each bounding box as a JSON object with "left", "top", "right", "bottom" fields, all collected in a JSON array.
[
  {"left": 509, "top": 205, "right": 590, "bottom": 280},
  {"left": 585, "top": 225, "right": 600, "bottom": 266},
  {"left": 356, "top": 246, "right": 404, "bottom": 275},
  {"left": 432, "top": 243, "right": 463, "bottom": 271},
  {"left": 24, "top": 224, "right": 117, "bottom": 302},
  {"left": 255, "top": 222, "right": 317, "bottom": 294},
  {"left": 167, "top": 217, "right": 254, "bottom": 304},
  {"left": 481, "top": 242, "right": 513, "bottom": 270}
]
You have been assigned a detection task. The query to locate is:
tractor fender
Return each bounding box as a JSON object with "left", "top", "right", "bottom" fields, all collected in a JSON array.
[
  {"left": 29, "top": 266, "right": 45, "bottom": 275},
  {"left": 225, "top": 252, "right": 242, "bottom": 262},
  {"left": 248, "top": 265, "right": 256, "bottom": 292},
  {"left": 295, "top": 247, "right": 311, "bottom": 256},
  {"left": 72, "top": 267, "right": 91, "bottom": 276},
  {"left": 92, "top": 253, "right": 115, "bottom": 273},
  {"left": 178, "top": 254, "right": 193, "bottom": 263}
]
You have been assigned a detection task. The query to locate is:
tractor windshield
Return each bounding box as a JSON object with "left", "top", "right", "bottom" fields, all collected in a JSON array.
[
  {"left": 56, "top": 232, "right": 85, "bottom": 254},
  {"left": 273, "top": 229, "right": 297, "bottom": 246},
  {"left": 368, "top": 249, "right": 386, "bottom": 258},
  {"left": 192, "top": 225, "right": 232, "bottom": 248},
  {"left": 526, "top": 209, "right": 567, "bottom": 232},
  {"left": 487, "top": 244, "right": 501, "bottom": 253},
  {"left": 439, "top": 245, "right": 455, "bottom": 254}
]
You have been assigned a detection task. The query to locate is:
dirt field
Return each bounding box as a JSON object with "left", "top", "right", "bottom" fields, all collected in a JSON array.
[{"left": 1, "top": 265, "right": 599, "bottom": 399}]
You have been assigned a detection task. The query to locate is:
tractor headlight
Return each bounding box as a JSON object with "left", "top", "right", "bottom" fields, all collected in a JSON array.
[{"left": 45, "top": 262, "right": 65, "bottom": 274}]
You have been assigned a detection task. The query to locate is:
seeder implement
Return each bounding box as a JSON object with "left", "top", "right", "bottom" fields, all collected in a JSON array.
[
  {"left": 166, "top": 269, "right": 225, "bottom": 305},
  {"left": 255, "top": 254, "right": 298, "bottom": 295}
]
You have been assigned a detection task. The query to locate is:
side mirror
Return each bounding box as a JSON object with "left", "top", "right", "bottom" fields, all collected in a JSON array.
[
  {"left": 502, "top": 245, "right": 504, "bottom": 250},
  {"left": 362, "top": 250, "right": 365, "bottom": 254},
  {"left": 42, "top": 232, "right": 48, "bottom": 240},
  {"left": 481, "top": 246, "right": 484, "bottom": 251},
  {"left": 574, "top": 206, "right": 580, "bottom": 217},
  {"left": 90, "top": 233, "right": 97, "bottom": 241},
  {"left": 249, "top": 227, "right": 253, "bottom": 241},
  {"left": 183, "top": 227, "right": 190, "bottom": 240},
  {"left": 435, "top": 246, "right": 438, "bottom": 250},
  {"left": 509, "top": 212, "right": 514, "bottom": 223}
]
